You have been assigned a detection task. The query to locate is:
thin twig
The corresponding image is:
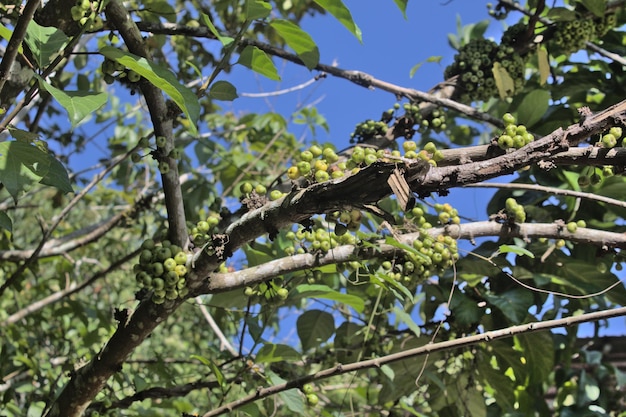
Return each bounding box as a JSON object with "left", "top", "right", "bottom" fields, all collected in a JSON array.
[{"left": 194, "top": 296, "right": 238, "bottom": 356}]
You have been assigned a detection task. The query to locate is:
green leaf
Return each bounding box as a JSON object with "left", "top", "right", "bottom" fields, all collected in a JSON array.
[
  {"left": 245, "top": 0, "right": 272, "bottom": 20},
  {"left": 190, "top": 355, "right": 226, "bottom": 387},
  {"left": 449, "top": 292, "right": 483, "bottom": 326},
  {"left": 313, "top": 0, "right": 362, "bottom": 42},
  {"left": 99, "top": 46, "right": 200, "bottom": 135},
  {"left": 547, "top": 7, "right": 578, "bottom": 21},
  {"left": 139, "top": 0, "right": 177, "bottom": 23},
  {"left": 514, "top": 89, "right": 550, "bottom": 127},
  {"left": 409, "top": 55, "right": 442, "bottom": 78},
  {"left": 580, "top": 0, "right": 605, "bottom": 17},
  {"left": 391, "top": 306, "right": 420, "bottom": 337},
  {"left": 0, "top": 23, "right": 24, "bottom": 55},
  {"left": 537, "top": 46, "right": 550, "bottom": 86},
  {"left": 297, "top": 309, "right": 335, "bottom": 351},
  {"left": 39, "top": 154, "right": 73, "bottom": 193},
  {"left": 516, "top": 330, "right": 554, "bottom": 385},
  {"left": 237, "top": 45, "right": 281, "bottom": 81},
  {"left": 208, "top": 80, "right": 238, "bottom": 101},
  {"left": 267, "top": 370, "right": 306, "bottom": 414},
  {"left": 7, "top": 126, "right": 40, "bottom": 143},
  {"left": 24, "top": 20, "right": 68, "bottom": 68},
  {"left": 0, "top": 141, "right": 50, "bottom": 202},
  {"left": 392, "top": 0, "right": 408, "bottom": 19},
  {"left": 35, "top": 74, "right": 108, "bottom": 127},
  {"left": 270, "top": 20, "right": 319, "bottom": 70},
  {"left": 292, "top": 284, "right": 364, "bottom": 313},
  {"left": 255, "top": 343, "right": 301, "bottom": 363},
  {"left": 492, "top": 62, "right": 515, "bottom": 99},
  {"left": 484, "top": 289, "right": 533, "bottom": 323},
  {"left": 0, "top": 211, "right": 12, "bottom": 233},
  {"left": 200, "top": 13, "right": 234, "bottom": 46},
  {"left": 499, "top": 244, "right": 535, "bottom": 258}
]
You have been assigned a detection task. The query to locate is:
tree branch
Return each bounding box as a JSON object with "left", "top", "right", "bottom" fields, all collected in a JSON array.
[{"left": 201, "top": 306, "right": 626, "bottom": 417}]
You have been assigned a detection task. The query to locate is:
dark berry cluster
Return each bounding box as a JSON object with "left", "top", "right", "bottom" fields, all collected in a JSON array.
[{"left": 134, "top": 239, "right": 189, "bottom": 304}]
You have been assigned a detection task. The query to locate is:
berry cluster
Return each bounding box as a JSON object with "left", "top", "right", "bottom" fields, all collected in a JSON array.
[
  {"left": 350, "top": 119, "right": 389, "bottom": 143},
  {"left": 189, "top": 215, "right": 220, "bottom": 247},
  {"left": 403, "top": 140, "right": 444, "bottom": 167},
  {"left": 70, "top": 0, "right": 103, "bottom": 30},
  {"left": 301, "top": 384, "right": 318, "bottom": 407},
  {"left": 598, "top": 127, "right": 623, "bottom": 148},
  {"left": 283, "top": 211, "right": 360, "bottom": 256},
  {"left": 505, "top": 198, "right": 526, "bottom": 223},
  {"left": 243, "top": 280, "right": 289, "bottom": 304},
  {"left": 287, "top": 145, "right": 347, "bottom": 184},
  {"left": 566, "top": 219, "right": 586, "bottom": 233},
  {"left": 496, "top": 113, "right": 534, "bottom": 150},
  {"left": 444, "top": 38, "right": 525, "bottom": 103},
  {"left": 130, "top": 136, "right": 183, "bottom": 174},
  {"left": 101, "top": 58, "right": 141, "bottom": 86},
  {"left": 134, "top": 239, "right": 189, "bottom": 304},
  {"left": 551, "top": 14, "right": 617, "bottom": 55}
]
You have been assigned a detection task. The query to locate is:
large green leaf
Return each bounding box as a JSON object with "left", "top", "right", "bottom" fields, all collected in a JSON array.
[
  {"left": 208, "top": 80, "right": 238, "bottom": 101},
  {"left": 297, "top": 309, "right": 335, "bottom": 351},
  {"left": 99, "top": 46, "right": 200, "bottom": 135},
  {"left": 392, "top": 0, "right": 408, "bottom": 19},
  {"left": 313, "top": 0, "right": 362, "bottom": 42},
  {"left": 0, "top": 141, "right": 73, "bottom": 202},
  {"left": 36, "top": 75, "right": 108, "bottom": 127},
  {"left": 270, "top": 20, "right": 319, "bottom": 70},
  {"left": 484, "top": 289, "right": 534, "bottom": 324},
  {"left": 24, "top": 20, "right": 68, "bottom": 68},
  {"left": 267, "top": 371, "right": 306, "bottom": 414},
  {"left": 238, "top": 46, "right": 281, "bottom": 80},
  {"left": 514, "top": 89, "right": 551, "bottom": 128},
  {"left": 255, "top": 343, "right": 302, "bottom": 363},
  {"left": 292, "top": 284, "right": 364, "bottom": 313},
  {"left": 245, "top": 0, "right": 272, "bottom": 20},
  {"left": 516, "top": 329, "right": 554, "bottom": 385}
]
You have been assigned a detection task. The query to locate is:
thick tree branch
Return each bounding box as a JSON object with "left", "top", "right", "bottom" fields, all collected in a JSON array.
[
  {"left": 200, "top": 221, "right": 626, "bottom": 294},
  {"left": 201, "top": 306, "right": 626, "bottom": 417},
  {"left": 105, "top": 0, "right": 188, "bottom": 248}
]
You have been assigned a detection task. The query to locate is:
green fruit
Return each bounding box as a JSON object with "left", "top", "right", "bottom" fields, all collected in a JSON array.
[
  {"left": 302, "top": 384, "right": 314, "bottom": 395},
  {"left": 163, "top": 258, "right": 177, "bottom": 271},
  {"left": 127, "top": 70, "right": 141, "bottom": 83},
  {"left": 505, "top": 198, "right": 518, "bottom": 211},
  {"left": 276, "top": 288, "right": 289, "bottom": 300},
  {"left": 244, "top": 287, "right": 255, "bottom": 296},
  {"left": 240, "top": 182, "right": 253, "bottom": 194},
  {"left": 255, "top": 184, "right": 267, "bottom": 194},
  {"left": 270, "top": 190, "right": 283, "bottom": 200},
  {"left": 158, "top": 161, "right": 170, "bottom": 174},
  {"left": 609, "top": 126, "right": 622, "bottom": 139},
  {"left": 315, "top": 170, "right": 329, "bottom": 183},
  {"left": 306, "top": 393, "right": 319, "bottom": 406},
  {"left": 139, "top": 249, "right": 153, "bottom": 265},
  {"left": 296, "top": 161, "right": 311, "bottom": 175},
  {"left": 309, "top": 145, "right": 323, "bottom": 157},
  {"left": 403, "top": 141, "right": 417, "bottom": 152},
  {"left": 555, "top": 239, "right": 566, "bottom": 249},
  {"left": 151, "top": 262, "right": 164, "bottom": 277},
  {"left": 503, "top": 113, "right": 516, "bottom": 125},
  {"left": 131, "top": 152, "right": 141, "bottom": 163},
  {"left": 601, "top": 133, "right": 617, "bottom": 148},
  {"left": 364, "top": 154, "right": 378, "bottom": 165},
  {"left": 156, "top": 136, "right": 167, "bottom": 147},
  {"left": 174, "top": 265, "right": 187, "bottom": 277},
  {"left": 168, "top": 148, "right": 182, "bottom": 159},
  {"left": 300, "top": 150, "right": 314, "bottom": 162},
  {"left": 566, "top": 222, "right": 578, "bottom": 233},
  {"left": 576, "top": 219, "right": 587, "bottom": 228},
  {"left": 578, "top": 175, "right": 590, "bottom": 187},
  {"left": 498, "top": 135, "right": 513, "bottom": 149}
]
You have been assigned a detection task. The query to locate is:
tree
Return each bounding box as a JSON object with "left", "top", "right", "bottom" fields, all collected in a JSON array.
[{"left": 1, "top": 0, "right": 626, "bottom": 415}]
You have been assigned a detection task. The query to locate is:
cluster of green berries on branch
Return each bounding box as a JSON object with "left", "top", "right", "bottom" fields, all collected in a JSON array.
[
  {"left": 101, "top": 58, "right": 141, "bottom": 86},
  {"left": 505, "top": 198, "right": 526, "bottom": 223},
  {"left": 134, "top": 239, "right": 189, "bottom": 304},
  {"left": 189, "top": 215, "right": 221, "bottom": 247},
  {"left": 496, "top": 113, "right": 534, "bottom": 150},
  {"left": 403, "top": 140, "right": 444, "bottom": 167},
  {"left": 283, "top": 210, "right": 360, "bottom": 256},
  {"left": 550, "top": 14, "right": 617, "bottom": 55},
  {"left": 444, "top": 37, "right": 526, "bottom": 103},
  {"left": 301, "top": 384, "right": 319, "bottom": 407},
  {"left": 70, "top": 0, "right": 103, "bottom": 30},
  {"left": 243, "top": 279, "right": 289, "bottom": 304},
  {"left": 287, "top": 144, "right": 346, "bottom": 184},
  {"left": 598, "top": 126, "right": 623, "bottom": 149},
  {"left": 130, "top": 136, "right": 183, "bottom": 174},
  {"left": 565, "top": 219, "right": 586, "bottom": 234}
]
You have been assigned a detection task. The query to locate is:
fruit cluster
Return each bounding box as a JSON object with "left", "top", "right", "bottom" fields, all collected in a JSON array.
[
  {"left": 134, "top": 239, "right": 189, "bottom": 304},
  {"left": 243, "top": 279, "right": 289, "bottom": 304},
  {"left": 101, "top": 58, "right": 141, "bottom": 86},
  {"left": 551, "top": 14, "right": 617, "bottom": 55},
  {"left": 301, "top": 384, "right": 318, "bottom": 406},
  {"left": 350, "top": 119, "right": 389, "bottom": 143},
  {"left": 496, "top": 113, "right": 534, "bottom": 150},
  {"left": 283, "top": 211, "right": 360, "bottom": 256},
  {"left": 505, "top": 197, "right": 526, "bottom": 223},
  {"left": 403, "top": 140, "right": 444, "bottom": 167},
  {"left": 598, "top": 126, "right": 623, "bottom": 148},
  {"left": 189, "top": 215, "right": 221, "bottom": 247},
  {"left": 286, "top": 145, "right": 347, "bottom": 184},
  {"left": 70, "top": 0, "right": 103, "bottom": 30},
  {"left": 444, "top": 38, "right": 525, "bottom": 103},
  {"left": 566, "top": 219, "right": 587, "bottom": 233}
]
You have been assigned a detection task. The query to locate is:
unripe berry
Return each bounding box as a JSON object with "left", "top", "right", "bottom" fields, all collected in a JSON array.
[
  {"left": 156, "top": 136, "right": 167, "bottom": 147},
  {"left": 315, "top": 170, "right": 329, "bottom": 183},
  {"left": 306, "top": 393, "right": 319, "bottom": 406},
  {"left": 131, "top": 152, "right": 141, "bottom": 163},
  {"left": 300, "top": 150, "right": 314, "bottom": 162},
  {"left": 503, "top": 113, "right": 516, "bottom": 125},
  {"left": 159, "top": 161, "right": 170, "bottom": 174},
  {"left": 609, "top": 126, "right": 623, "bottom": 139},
  {"left": 309, "top": 145, "right": 323, "bottom": 157},
  {"left": 255, "top": 184, "right": 267, "bottom": 194},
  {"left": 566, "top": 222, "right": 578, "bottom": 233},
  {"left": 240, "top": 182, "right": 253, "bottom": 194},
  {"left": 270, "top": 190, "right": 283, "bottom": 200},
  {"left": 302, "top": 384, "right": 314, "bottom": 394},
  {"left": 287, "top": 166, "right": 300, "bottom": 180}
]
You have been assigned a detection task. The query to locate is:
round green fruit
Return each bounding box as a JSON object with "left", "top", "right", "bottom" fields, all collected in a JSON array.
[
  {"left": 156, "top": 136, "right": 167, "bottom": 147},
  {"left": 302, "top": 384, "right": 314, "bottom": 395},
  {"left": 270, "top": 190, "right": 284, "bottom": 201},
  {"left": 566, "top": 222, "right": 578, "bottom": 233},
  {"left": 240, "top": 182, "right": 253, "bottom": 194},
  {"left": 306, "top": 393, "right": 319, "bottom": 406},
  {"left": 502, "top": 113, "right": 516, "bottom": 125}
]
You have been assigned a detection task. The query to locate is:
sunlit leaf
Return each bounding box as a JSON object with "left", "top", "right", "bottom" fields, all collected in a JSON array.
[
  {"left": 270, "top": 19, "right": 319, "bottom": 70},
  {"left": 313, "top": 0, "right": 362, "bottom": 42},
  {"left": 0, "top": 211, "right": 12, "bottom": 233},
  {"left": 256, "top": 344, "right": 301, "bottom": 363},
  {"left": 245, "top": 0, "right": 272, "bottom": 20},
  {"left": 499, "top": 244, "right": 535, "bottom": 258},
  {"left": 514, "top": 89, "right": 550, "bottom": 127},
  {"left": 292, "top": 284, "right": 364, "bottom": 313},
  {"left": 99, "top": 46, "right": 200, "bottom": 135},
  {"left": 238, "top": 45, "right": 281, "bottom": 80},
  {"left": 392, "top": 0, "right": 408, "bottom": 19},
  {"left": 24, "top": 20, "right": 68, "bottom": 68},
  {"left": 35, "top": 74, "right": 108, "bottom": 127},
  {"left": 492, "top": 62, "right": 515, "bottom": 99},
  {"left": 0, "top": 23, "right": 23, "bottom": 55},
  {"left": 537, "top": 46, "right": 550, "bottom": 86},
  {"left": 200, "top": 12, "right": 234, "bottom": 46}
]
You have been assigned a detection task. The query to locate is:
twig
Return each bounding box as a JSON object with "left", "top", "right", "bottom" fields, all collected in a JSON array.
[
  {"left": 200, "top": 306, "right": 626, "bottom": 417},
  {"left": 464, "top": 181, "right": 626, "bottom": 209},
  {"left": 195, "top": 296, "right": 238, "bottom": 356},
  {"left": 239, "top": 75, "right": 323, "bottom": 98}
]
